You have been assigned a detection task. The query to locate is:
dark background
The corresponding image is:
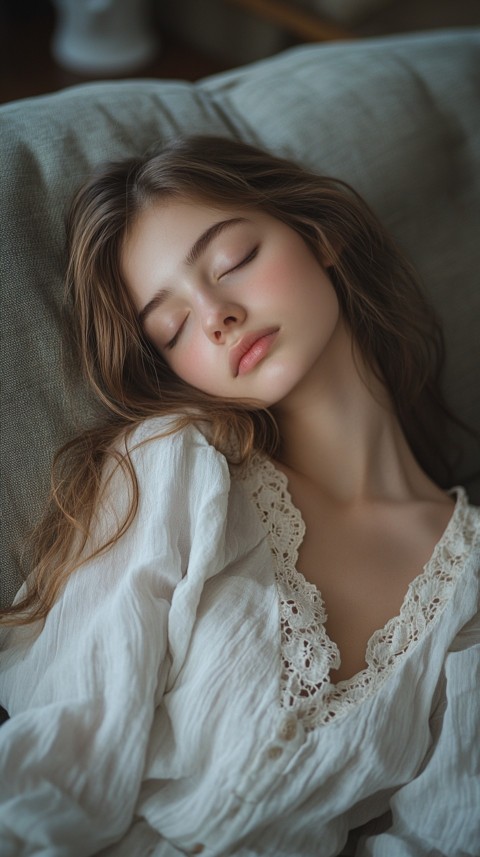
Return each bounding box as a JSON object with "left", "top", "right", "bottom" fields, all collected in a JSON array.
[{"left": 1, "top": 0, "right": 479, "bottom": 104}]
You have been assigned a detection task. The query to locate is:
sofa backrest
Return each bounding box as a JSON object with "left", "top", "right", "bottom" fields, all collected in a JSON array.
[{"left": 1, "top": 29, "right": 479, "bottom": 606}]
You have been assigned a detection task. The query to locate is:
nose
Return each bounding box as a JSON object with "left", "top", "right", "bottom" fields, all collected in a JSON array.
[{"left": 202, "top": 301, "right": 246, "bottom": 343}]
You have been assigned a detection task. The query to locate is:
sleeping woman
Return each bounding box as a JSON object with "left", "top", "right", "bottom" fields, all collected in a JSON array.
[{"left": 0, "top": 135, "right": 479, "bottom": 857}]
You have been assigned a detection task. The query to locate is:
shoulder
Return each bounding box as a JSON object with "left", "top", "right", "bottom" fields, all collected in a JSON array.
[
  {"left": 436, "top": 488, "right": 480, "bottom": 655},
  {"left": 449, "top": 487, "right": 480, "bottom": 574},
  {"left": 124, "top": 414, "right": 218, "bottom": 454},
  {"left": 88, "top": 417, "right": 232, "bottom": 555},
  {"left": 103, "top": 416, "right": 231, "bottom": 505},
  {"left": 114, "top": 415, "right": 228, "bottom": 472}
]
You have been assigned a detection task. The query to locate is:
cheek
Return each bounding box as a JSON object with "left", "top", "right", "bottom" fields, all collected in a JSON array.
[
  {"left": 251, "top": 258, "right": 299, "bottom": 306},
  {"left": 171, "top": 352, "right": 201, "bottom": 386},
  {"left": 168, "top": 335, "right": 217, "bottom": 390},
  {"left": 255, "top": 248, "right": 327, "bottom": 306}
]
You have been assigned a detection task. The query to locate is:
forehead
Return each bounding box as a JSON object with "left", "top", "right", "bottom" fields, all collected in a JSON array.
[
  {"left": 123, "top": 197, "right": 263, "bottom": 272},
  {"left": 122, "top": 199, "right": 220, "bottom": 279},
  {"left": 130, "top": 197, "right": 226, "bottom": 240},
  {"left": 125, "top": 198, "right": 249, "bottom": 259},
  {"left": 122, "top": 199, "right": 263, "bottom": 309}
]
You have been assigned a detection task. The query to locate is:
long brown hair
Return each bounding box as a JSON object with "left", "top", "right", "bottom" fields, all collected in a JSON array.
[{"left": 2, "top": 134, "right": 463, "bottom": 624}]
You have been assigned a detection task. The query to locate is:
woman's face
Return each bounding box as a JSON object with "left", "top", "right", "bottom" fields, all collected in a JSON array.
[{"left": 122, "top": 199, "right": 341, "bottom": 408}]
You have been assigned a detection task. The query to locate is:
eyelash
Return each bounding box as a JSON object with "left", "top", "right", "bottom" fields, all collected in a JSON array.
[
  {"left": 221, "top": 246, "right": 258, "bottom": 278},
  {"left": 165, "top": 326, "right": 182, "bottom": 350},
  {"left": 165, "top": 246, "right": 258, "bottom": 350}
]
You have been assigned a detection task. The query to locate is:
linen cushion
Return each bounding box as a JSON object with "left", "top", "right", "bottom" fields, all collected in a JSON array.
[{"left": 1, "top": 29, "right": 479, "bottom": 606}]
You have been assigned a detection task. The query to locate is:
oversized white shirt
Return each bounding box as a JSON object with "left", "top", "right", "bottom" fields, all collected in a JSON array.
[{"left": 0, "top": 418, "right": 479, "bottom": 857}]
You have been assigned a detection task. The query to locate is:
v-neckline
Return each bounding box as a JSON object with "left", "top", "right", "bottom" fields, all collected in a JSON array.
[{"left": 242, "top": 454, "right": 468, "bottom": 728}]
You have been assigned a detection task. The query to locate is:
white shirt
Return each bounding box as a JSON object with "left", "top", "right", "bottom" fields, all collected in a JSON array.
[{"left": 1, "top": 418, "right": 479, "bottom": 857}]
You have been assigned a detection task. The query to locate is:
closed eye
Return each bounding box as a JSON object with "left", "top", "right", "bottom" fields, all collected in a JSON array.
[
  {"left": 220, "top": 246, "right": 258, "bottom": 278},
  {"left": 165, "top": 317, "right": 187, "bottom": 350}
]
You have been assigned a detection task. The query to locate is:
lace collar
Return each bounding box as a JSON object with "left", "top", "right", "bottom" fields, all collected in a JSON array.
[{"left": 241, "top": 454, "right": 475, "bottom": 729}]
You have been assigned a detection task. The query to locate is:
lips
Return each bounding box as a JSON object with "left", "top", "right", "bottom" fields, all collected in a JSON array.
[{"left": 229, "top": 328, "right": 279, "bottom": 377}]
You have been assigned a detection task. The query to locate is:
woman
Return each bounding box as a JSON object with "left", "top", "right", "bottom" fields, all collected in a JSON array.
[{"left": 1, "top": 136, "right": 479, "bottom": 856}]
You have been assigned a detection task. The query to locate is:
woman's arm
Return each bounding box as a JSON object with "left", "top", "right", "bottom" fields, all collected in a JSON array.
[
  {"left": 0, "top": 420, "right": 230, "bottom": 856},
  {"left": 356, "top": 612, "right": 480, "bottom": 857}
]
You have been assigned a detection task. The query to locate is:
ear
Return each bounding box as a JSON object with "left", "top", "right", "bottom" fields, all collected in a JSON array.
[
  {"left": 321, "top": 243, "right": 341, "bottom": 269},
  {"left": 318, "top": 233, "right": 342, "bottom": 269}
]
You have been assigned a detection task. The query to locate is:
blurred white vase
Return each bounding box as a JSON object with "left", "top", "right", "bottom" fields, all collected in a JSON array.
[{"left": 51, "top": 0, "right": 159, "bottom": 74}]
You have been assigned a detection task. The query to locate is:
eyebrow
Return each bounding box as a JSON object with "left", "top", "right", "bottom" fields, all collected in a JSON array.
[
  {"left": 138, "top": 216, "right": 248, "bottom": 327},
  {"left": 185, "top": 216, "right": 247, "bottom": 266}
]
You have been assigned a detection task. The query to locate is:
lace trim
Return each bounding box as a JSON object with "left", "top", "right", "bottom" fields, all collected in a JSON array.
[{"left": 243, "top": 455, "right": 476, "bottom": 729}]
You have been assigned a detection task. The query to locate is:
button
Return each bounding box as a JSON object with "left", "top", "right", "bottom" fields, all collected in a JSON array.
[
  {"left": 279, "top": 716, "right": 297, "bottom": 741},
  {"left": 190, "top": 846, "right": 204, "bottom": 855},
  {"left": 267, "top": 746, "right": 283, "bottom": 760}
]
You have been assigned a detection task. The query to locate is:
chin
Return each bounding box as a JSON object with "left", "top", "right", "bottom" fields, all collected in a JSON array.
[{"left": 251, "top": 383, "right": 301, "bottom": 410}]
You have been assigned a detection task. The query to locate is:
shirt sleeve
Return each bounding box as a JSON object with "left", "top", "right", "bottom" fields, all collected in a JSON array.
[
  {"left": 356, "top": 611, "right": 480, "bottom": 857},
  {"left": 0, "top": 420, "right": 231, "bottom": 857}
]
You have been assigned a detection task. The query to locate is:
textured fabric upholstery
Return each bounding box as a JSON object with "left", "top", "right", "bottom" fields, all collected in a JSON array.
[{"left": 1, "top": 29, "right": 479, "bottom": 607}]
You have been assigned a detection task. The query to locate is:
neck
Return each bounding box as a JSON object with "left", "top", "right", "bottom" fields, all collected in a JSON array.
[{"left": 272, "top": 322, "right": 441, "bottom": 504}]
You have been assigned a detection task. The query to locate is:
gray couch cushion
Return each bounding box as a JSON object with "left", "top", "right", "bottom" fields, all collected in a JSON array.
[{"left": 1, "top": 29, "right": 479, "bottom": 606}]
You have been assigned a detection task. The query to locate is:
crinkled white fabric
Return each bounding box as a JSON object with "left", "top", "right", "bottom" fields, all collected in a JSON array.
[
  {"left": 0, "top": 418, "right": 479, "bottom": 857},
  {"left": 244, "top": 455, "right": 477, "bottom": 729}
]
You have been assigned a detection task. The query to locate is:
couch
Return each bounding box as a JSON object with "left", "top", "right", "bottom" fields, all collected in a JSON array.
[{"left": 1, "top": 28, "right": 479, "bottom": 608}]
